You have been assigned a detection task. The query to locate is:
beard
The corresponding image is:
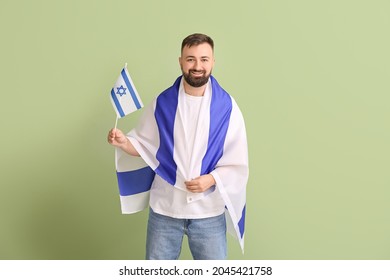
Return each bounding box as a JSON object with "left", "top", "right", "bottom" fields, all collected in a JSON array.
[{"left": 182, "top": 69, "right": 211, "bottom": 88}]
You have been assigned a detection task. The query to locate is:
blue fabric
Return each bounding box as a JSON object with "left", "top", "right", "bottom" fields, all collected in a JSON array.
[
  {"left": 154, "top": 78, "right": 180, "bottom": 185},
  {"left": 238, "top": 205, "right": 246, "bottom": 238},
  {"left": 117, "top": 166, "right": 155, "bottom": 196},
  {"left": 201, "top": 76, "right": 232, "bottom": 175}
]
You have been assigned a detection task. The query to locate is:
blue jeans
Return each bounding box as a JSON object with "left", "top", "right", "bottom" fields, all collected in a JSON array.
[{"left": 146, "top": 208, "right": 227, "bottom": 260}]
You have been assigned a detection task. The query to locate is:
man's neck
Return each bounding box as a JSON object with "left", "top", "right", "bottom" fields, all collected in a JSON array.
[{"left": 183, "top": 81, "right": 207, "bottom": 96}]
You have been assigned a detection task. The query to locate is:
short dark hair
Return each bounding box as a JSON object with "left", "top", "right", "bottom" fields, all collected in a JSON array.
[{"left": 181, "top": 33, "right": 214, "bottom": 53}]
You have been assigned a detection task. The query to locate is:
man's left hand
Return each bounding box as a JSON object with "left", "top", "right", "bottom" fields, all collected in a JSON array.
[{"left": 185, "top": 174, "right": 216, "bottom": 193}]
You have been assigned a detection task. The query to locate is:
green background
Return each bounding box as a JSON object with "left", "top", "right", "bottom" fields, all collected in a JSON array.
[{"left": 0, "top": 0, "right": 389, "bottom": 260}]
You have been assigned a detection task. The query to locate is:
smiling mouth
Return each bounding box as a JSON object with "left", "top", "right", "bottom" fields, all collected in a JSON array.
[{"left": 190, "top": 70, "right": 205, "bottom": 77}]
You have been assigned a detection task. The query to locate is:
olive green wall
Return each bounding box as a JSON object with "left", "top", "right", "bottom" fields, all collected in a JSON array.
[{"left": 0, "top": 0, "right": 389, "bottom": 259}]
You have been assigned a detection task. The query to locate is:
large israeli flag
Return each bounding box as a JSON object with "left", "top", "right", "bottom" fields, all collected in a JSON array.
[
  {"left": 114, "top": 76, "right": 249, "bottom": 252},
  {"left": 110, "top": 66, "right": 143, "bottom": 118}
]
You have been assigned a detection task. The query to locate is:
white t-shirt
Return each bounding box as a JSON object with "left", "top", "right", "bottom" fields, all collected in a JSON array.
[{"left": 149, "top": 80, "right": 226, "bottom": 219}]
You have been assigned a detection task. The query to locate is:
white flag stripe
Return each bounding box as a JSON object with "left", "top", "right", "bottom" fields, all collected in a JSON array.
[{"left": 120, "top": 192, "right": 150, "bottom": 214}]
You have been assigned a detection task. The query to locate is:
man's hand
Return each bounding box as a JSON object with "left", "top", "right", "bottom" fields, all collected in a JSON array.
[
  {"left": 107, "top": 128, "right": 140, "bottom": 156},
  {"left": 185, "top": 174, "right": 216, "bottom": 193},
  {"left": 107, "top": 128, "right": 127, "bottom": 148}
]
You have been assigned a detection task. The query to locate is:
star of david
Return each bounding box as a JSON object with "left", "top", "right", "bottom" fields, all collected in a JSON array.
[{"left": 116, "top": 85, "right": 127, "bottom": 97}]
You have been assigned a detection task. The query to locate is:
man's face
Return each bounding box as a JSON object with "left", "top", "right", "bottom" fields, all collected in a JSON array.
[{"left": 179, "top": 43, "right": 215, "bottom": 88}]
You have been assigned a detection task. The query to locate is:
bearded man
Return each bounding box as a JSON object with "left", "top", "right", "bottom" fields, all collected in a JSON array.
[{"left": 108, "top": 33, "right": 248, "bottom": 260}]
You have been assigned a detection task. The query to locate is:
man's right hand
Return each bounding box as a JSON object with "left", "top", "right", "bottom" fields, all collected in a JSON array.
[
  {"left": 107, "top": 128, "right": 127, "bottom": 148},
  {"left": 107, "top": 128, "right": 140, "bottom": 156}
]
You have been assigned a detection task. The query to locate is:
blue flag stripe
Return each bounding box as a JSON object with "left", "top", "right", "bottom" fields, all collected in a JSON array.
[
  {"left": 238, "top": 205, "right": 246, "bottom": 238},
  {"left": 201, "top": 76, "right": 232, "bottom": 175},
  {"left": 117, "top": 166, "right": 155, "bottom": 196},
  {"left": 154, "top": 78, "right": 180, "bottom": 185},
  {"left": 121, "top": 69, "right": 142, "bottom": 110},
  {"left": 111, "top": 89, "right": 125, "bottom": 117}
]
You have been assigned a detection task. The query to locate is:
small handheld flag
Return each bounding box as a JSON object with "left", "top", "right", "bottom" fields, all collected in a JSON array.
[{"left": 110, "top": 64, "right": 143, "bottom": 120}]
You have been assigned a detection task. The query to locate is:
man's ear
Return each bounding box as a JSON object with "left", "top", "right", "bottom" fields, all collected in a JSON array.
[{"left": 178, "top": 56, "right": 182, "bottom": 67}]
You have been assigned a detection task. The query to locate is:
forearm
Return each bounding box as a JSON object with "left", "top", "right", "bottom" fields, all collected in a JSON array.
[{"left": 119, "top": 137, "right": 140, "bottom": 157}]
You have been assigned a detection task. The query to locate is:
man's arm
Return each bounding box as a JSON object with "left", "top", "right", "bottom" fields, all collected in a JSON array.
[{"left": 107, "top": 128, "right": 140, "bottom": 156}]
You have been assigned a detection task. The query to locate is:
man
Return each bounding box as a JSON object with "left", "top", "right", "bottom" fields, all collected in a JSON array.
[{"left": 108, "top": 33, "right": 248, "bottom": 260}]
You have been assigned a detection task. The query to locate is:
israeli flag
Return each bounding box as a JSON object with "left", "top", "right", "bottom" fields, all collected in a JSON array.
[
  {"left": 110, "top": 66, "right": 143, "bottom": 118},
  {"left": 114, "top": 76, "right": 248, "bottom": 252}
]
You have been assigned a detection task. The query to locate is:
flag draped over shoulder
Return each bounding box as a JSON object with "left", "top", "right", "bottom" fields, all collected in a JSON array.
[
  {"left": 110, "top": 66, "right": 143, "bottom": 118},
  {"left": 115, "top": 76, "right": 249, "bottom": 252}
]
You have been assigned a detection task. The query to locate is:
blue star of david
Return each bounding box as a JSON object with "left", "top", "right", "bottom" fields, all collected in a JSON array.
[{"left": 116, "top": 85, "right": 127, "bottom": 97}]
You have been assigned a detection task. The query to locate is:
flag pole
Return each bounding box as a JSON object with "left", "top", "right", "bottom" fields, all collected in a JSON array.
[{"left": 114, "top": 116, "right": 118, "bottom": 130}]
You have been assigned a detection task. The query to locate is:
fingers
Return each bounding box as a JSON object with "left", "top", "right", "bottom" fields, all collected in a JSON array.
[
  {"left": 107, "top": 128, "right": 122, "bottom": 145},
  {"left": 184, "top": 179, "right": 196, "bottom": 186},
  {"left": 185, "top": 174, "right": 215, "bottom": 193},
  {"left": 185, "top": 179, "right": 196, "bottom": 192},
  {"left": 185, "top": 178, "right": 203, "bottom": 193},
  {"left": 107, "top": 128, "right": 115, "bottom": 143}
]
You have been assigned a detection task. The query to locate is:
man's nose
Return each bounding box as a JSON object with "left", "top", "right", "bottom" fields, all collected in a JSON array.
[{"left": 193, "top": 60, "right": 202, "bottom": 70}]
